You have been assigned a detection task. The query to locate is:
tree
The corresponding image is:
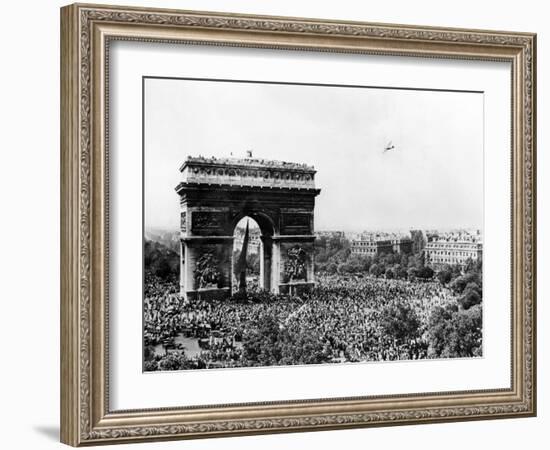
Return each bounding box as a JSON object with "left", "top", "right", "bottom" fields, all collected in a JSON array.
[
  {"left": 395, "top": 265, "right": 408, "bottom": 279},
  {"left": 450, "top": 264, "right": 462, "bottom": 277},
  {"left": 449, "top": 272, "right": 481, "bottom": 295},
  {"left": 144, "top": 239, "right": 179, "bottom": 280},
  {"left": 338, "top": 257, "right": 364, "bottom": 274},
  {"left": 369, "top": 263, "right": 384, "bottom": 277},
  {"left": 280, "top": 329, "right": 329, "bottom": 365},
  {"left": 464, "top": 281, "right": 482, "bottom": 295},
  {"left": 242, "top": 313, "right": 330, "bottom": 366},
  {"left": 361, "top": 256, "right": 373, "bottom": 272},
  {"left": 314, "top": 235, "right": 353, "bottom": 273},
  {"left": 242, "top": 315, "right": 283, "bottom": 366},
  {"left": 412, "top": 251, "right": 426, "bottom": 268},
  {"left": 379, "top": 303, "right": 420, "bottom": 345},
  {"left": 427, "top": 304, "right": 482, "bottom": 358},
  {"left": 157, "top": 353, "right": 188, "bottom": 371},
  {"left": 143, "top": 345, "right": 155, "bottom": 362},
  {"left": 156, "top": 258, "right": 172, "bottom": 279},
  {"left": 415, "top": 266, "right": 434, "bottom": 280},
  {"left": 458, "top": 283, "right": 482, "bottom": 310},
  {"left": 436, "top": 266, "right": 453, "bottom": 285},
  {"left": 144, "top": 360, "right": 158, "bottom": 371},
  {"left": 464, "top": 257, "right": 479, "bottom": 273},
  {"left": 410, "top": 230, "right": 426, "bottom": 254}
]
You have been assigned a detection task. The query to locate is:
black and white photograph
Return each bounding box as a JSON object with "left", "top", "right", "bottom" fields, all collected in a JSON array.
[
  {"left": 143, "top": 77, "right": 484, "bottom": 372},
  {"left": 0, "top": 0, "right": 542, "bottom": 447}
]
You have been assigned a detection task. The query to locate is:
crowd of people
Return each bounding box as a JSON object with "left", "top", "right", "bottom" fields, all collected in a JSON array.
[
  {"left": 144, "top": 273, "right": 306, "bottom": 369},
  {"left": 144, "top": 271, "right": 462, "bottom": 371},
  {"left": 283, "top": 275, "right": 455, "bottom": 362}
]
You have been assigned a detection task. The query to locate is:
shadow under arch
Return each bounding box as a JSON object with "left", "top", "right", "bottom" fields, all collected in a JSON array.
[{"left": 231, "top": 211, "right": 276, "bottom": 292}]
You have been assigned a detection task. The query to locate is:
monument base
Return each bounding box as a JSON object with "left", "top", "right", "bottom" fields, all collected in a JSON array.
[
  {"left": 278, "top": 281, "right": 315, "bottom": 297},
  {"left": 183, "top": 287, "right": 231, "bottom": 301}
]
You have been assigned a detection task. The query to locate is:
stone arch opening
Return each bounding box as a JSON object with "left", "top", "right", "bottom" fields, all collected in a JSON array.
[
  {"left": 230, "top": 210, "right": 277, "bottom": 293},
  {"left": 175, "top": 155, "right": 321, "bottom": 301},
  {"left": 232, "top": 216, "right": 261, "bottom": 292},
  {"left": 228, "top": 209, "right": 276, "bottom": 238}
]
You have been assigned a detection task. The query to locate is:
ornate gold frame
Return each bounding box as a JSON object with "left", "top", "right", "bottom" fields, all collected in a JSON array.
[{"left": 60, "top": 3, "right": 536, "bottom": 446}]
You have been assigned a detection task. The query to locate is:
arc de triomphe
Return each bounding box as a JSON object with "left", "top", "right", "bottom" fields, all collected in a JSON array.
[{"left": 175, "top": 156, "right": 321, "bottom": 300}]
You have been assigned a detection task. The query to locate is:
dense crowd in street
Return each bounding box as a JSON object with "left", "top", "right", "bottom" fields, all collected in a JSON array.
[
  {"left": 285, "top": 274, "right": 454, "bottom": 362},
  {"left": 144, "top": 274, "right": 303, "bottom": 345},
  {"left": 144, "top": 272, "right": 458, "bottom": 371}
]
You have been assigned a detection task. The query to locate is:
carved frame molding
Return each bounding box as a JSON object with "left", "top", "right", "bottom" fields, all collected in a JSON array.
[{"left": 60, "top": 3, "right": 536, "bottom": 446}]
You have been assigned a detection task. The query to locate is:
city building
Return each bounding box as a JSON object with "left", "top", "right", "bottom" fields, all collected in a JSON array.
[
  {"left": 391, "top": 238, "right": 413, "bottom": 254},
  {"left": 351, "top": 233, "right": 412, "bottom": 257},
  {"left": 233, "top": 227, "right": 261, "bottom": 255},
  {"left": 315, "top": 231, "right": 345, "bottom": 240},
  {"left": 424, "top": 232, "right": 483, "bottom": 268},
  {"left": 410, "top": 229, "right": 429, "bottom": 253}
]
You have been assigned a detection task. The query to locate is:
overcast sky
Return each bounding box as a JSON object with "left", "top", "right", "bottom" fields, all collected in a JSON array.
[{"left": 144, "top": 78, "right": 483, "bottom": 232}]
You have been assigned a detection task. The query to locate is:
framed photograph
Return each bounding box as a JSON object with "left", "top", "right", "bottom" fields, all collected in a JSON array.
[{"left": 60, "top": 3, "right": 536, "bottom": 446}]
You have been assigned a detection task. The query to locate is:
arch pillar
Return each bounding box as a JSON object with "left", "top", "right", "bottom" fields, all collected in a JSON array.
[
  {"left": 259, "top": 235, "right": 273, "bottom": 292},
  {"left": 180, "top": 235, "right": 234, "bottom": 301},
  {"left": 274, "top": 235, "right": 316, "bottom": 296}
]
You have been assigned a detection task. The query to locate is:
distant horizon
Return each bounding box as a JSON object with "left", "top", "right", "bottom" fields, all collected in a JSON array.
[{"left": 145, "top": 224, "right": 483, "bottom": 234}]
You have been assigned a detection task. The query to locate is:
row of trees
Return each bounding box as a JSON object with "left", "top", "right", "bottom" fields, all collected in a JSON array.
[
  {"left": 444, "top": 264, "right": 483, "bottom": 310},
  {"left": 375, "top": 258, "right": 483, "bottom": 358},
  {"left": 427, "top": 303, "right": 482, "bottom": 357},
  {"left": 314, "top": 236, "right": 434, "bottom": 280},
  {"left": 144, "top": 239, "right": 179, "bottom": 280},
  {"left": 315, "top": 235, "right": 482, "bottom": 284},
  {"left": 378, "top": 300, "right": 482, "bottom": 359}
]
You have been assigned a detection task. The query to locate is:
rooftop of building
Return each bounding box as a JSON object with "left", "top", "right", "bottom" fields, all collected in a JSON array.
[
  {"left": 427, "top": 231, "right": 482, "bottom": 244},
  {"left": 353, "top": 232, "right": 412, "bottom": 242},
  {"left": 177, "top": 154, "right": 319, "bottom": 191},
  {"left": 179, "top": 155, "right": 316, "bottom": 173}
]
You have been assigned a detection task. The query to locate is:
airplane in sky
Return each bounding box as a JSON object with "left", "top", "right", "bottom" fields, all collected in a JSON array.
[{"left": 383, "top": 141, "right": 396, "bottom": 153}]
